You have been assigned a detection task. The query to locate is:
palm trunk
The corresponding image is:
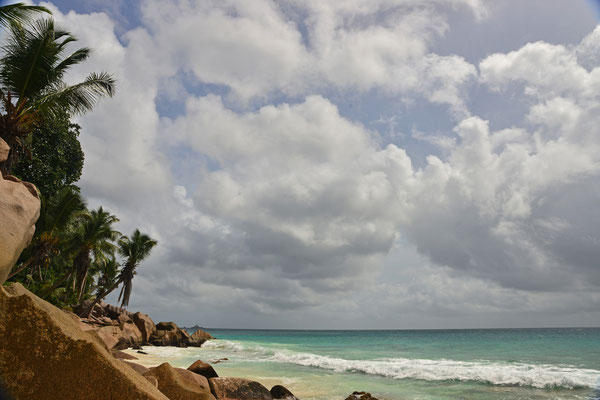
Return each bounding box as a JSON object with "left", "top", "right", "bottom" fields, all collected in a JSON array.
[
  {"left": 81, "top": 279, "right": 121, "bottom": 318},
  {"left": 74, "top": 250, "right": 90, "bottom": 303},
  {"left": 40, "top": 271, "right": 71, "bottom": 299},
  {"left": 6, "top": 253, "right": 36, "bottom": 280}
]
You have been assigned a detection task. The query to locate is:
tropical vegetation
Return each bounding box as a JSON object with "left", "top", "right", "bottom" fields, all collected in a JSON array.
[{"left": 1, "top": 3, "right": 156, "bottom": 313}]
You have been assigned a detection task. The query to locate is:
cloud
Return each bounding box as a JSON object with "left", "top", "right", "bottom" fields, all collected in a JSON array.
[
  {"left": 398, "top": 30, "right": 600, "bottom": 292},
  {"left": 37, "top": 1, "right": 600, "bottom": 327},
  {"left": 140, "top": 0, "right": 479, "bottom": 113}
]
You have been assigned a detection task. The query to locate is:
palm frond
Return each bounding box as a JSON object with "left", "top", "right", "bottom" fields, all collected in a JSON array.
[
  {"left": 54, "top": 47, "right": 90, "bottom": 77},
  {"left": 0, "top": 3, "right": 50, "bottom": 28},
  {"left": 1, "top": 18, "right": 59, "bottom": 99},
  {"left": 36, "top": 72, "right": 115, "bottom": 116}
]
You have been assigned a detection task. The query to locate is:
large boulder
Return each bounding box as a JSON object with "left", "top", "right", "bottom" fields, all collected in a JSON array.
[
  {"left": 0, "top": 138, "right": 9, "bottom": 161},
  {"left": 91, "top": 325, "right": 121, "bottom": 350},
  {"left": 187, "top": 359, "right": 219, "bottom": 379},
  {"left": 0, "top": 139, "right": 40, "bottom": 285},
  {"left": 174, "top": 367, "right": 210, "bottom": 391},
  {"left": 122, "top": 360, "right": 150, "bottom": 375},
  {"left": 133, "top": 312, "right": 156, "bottom": 343},
  {"left": 270, "top": 385, "right": 299, "bottom": 400},
  {"left": 191, "top": 328, "right": 214, "bottom": 341},
  {"left": 143, "top": 363, "right": 215, "bottom": 400},
  {"left": 117, "top": 322, "right": 144, "bottom": 349},
  {"left": 118, "top": 312, "right": 134, "bottom": 326},
  {"left": 0, "top": 283, "right": 168, "bottom": 399},
  {"left": 209, "top": 377, "right": 272, "bottom": 400},
  {"left": 150, "top": 329, "right": 178, "bottom": 346}
]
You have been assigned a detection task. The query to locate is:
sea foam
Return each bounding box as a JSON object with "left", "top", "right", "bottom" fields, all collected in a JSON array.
[{"left": 202, "top": 340, "right": 600, "bottom": 389}]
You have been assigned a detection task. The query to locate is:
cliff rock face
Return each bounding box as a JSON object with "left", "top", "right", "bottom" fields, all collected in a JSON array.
[
  {"left": 0, "top": 283, "right": 169, "bottom": 400},
  {"left": 0, "top": 138, "right": 40, "bottom": 284}
]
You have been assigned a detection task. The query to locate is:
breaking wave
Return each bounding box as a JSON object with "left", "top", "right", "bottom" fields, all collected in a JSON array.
[{"left": 202, "top": 340, "right": 600, "bottom": 389}]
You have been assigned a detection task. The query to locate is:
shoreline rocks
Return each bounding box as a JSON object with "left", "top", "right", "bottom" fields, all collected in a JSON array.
[{"left": 76, "top": 301, "right": 213, "bottom": 350}]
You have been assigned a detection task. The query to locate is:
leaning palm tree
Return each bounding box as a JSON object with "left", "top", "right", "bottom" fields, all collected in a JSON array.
[
  {"left": 0, "top": 18, "right": 115, "bottom": 174},
  {"left": 93, "top": 256, "right": 120, "bottom": 301},
  {"left": 7, "top": 185, "right": 86, "bottom": 281},
  {"left": 117, "top": 230, "right": 158, "bottom": 308},
  {"left": 69, "top": 207, "right": 120, "bottom": 303},
  {"left": 81, "top": 230, "right": 157, "bottom": 317},
  {"left": 0, "top": 3, "right": 50, "bottom": 28}
]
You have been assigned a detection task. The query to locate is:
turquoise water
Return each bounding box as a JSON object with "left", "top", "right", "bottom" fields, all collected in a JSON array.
[{"left": 129, "top": 328, "right": 600, "bottom": 400}]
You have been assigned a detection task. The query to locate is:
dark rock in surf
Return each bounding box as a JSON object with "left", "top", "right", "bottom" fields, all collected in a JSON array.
[{"left": 270, "top": 384, "right": 299, "bottom": 400}]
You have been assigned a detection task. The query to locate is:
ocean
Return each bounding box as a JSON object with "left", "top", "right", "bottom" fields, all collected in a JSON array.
[{"left": 127, "top": 328, "right": 600, "bottom": 400}]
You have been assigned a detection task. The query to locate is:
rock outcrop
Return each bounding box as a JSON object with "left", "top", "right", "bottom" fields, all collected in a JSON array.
[
  {"left": 143, "top": 363, "right": 215, "bottom": 400},
  {"left": 76, "top": 301, "right": 212, "bottom": 350},
  {"left": 79, "top": 308, "right": 144, "bottom": 350},
  {"left": 149, "top": 320, "right": 206, "bottom": 347},
  {"left": 0, "top": 138, "right": 40, "bottom": 284},
  {"left": 188, "top": 359, "right": 219, "bottom": 379},
  {"left": 133, "top": 311, "right": 157, "bottom": 343},
  {"left": 271, "top": 385, "right": 299, "bottom": 400},
  {"left": 191, "top": 327, "right": 215, "bottom": 342},
  {"left": 209, "top": 377, "right": 273, "bottom": 400},
  {"left": 0, "top": 282, "right": 168, "bottom": 400}
]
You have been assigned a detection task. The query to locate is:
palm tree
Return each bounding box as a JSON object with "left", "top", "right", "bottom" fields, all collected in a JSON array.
[
  {"left": 94, "top": 256, "right": 120, "bottom": 299},
  {"left": 70, "top": 207, "right": 120, "bottom": 303},
  {"left": 81, "top": 230, "right": 157, "bottom": 317},
  {"left": 0, "top": 3, "right": 50, "bottom": 28},
  {"left": 7, "top": 185, "right": 85, "bottom": 281},
  {"left": 0, "top": 18, "right": 115, "bottom": 174},
  {"left": 117, "top": 230, "right": 158, "bottom": 308}
]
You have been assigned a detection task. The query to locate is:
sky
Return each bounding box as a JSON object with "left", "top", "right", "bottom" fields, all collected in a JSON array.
[{"left": 14, "top": 0, "right": 600, "bottom": 329}]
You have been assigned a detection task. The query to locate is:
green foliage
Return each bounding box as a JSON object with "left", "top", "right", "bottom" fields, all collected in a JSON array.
[
  {"left": 13, "top": 110, "right": 84, "bottom": 198},
  {"left": 117, "top": 230, "right": 158, "bottom": 308},
  {"left": 70, "top": 207, "right": 120, "bottom": 303},
  {"left": 0, "top": 3, "right": 50, "bottom": 29},
  {"left": 0, "top": 16, "right": 114, "bottom": 174},
  {"left": 2, "top": 4, "right": 156, "bottom": 312}
]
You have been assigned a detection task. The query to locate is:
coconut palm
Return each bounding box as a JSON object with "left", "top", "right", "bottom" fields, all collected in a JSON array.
[
  {"left": 0, "top": 18, "right": 115, "bottom": 174},
  {"left": 95, "top": 257, "right": 120, "bottom": 294},
  {"left": 0, "top": 3, "right": 50, "bottom": 28},
  {"left": 7, "top": 185, "right": 85, "bottom": 281},
  {"left": 117, "top": 230, "right": 157, "bottom": 308},
  {"left": 70, "top": 207, "right": 120, "bottom": 303},
  {"left": 81, "top": 230, "right": 157, "bottom": 317}
]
